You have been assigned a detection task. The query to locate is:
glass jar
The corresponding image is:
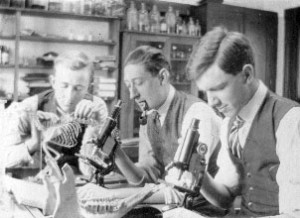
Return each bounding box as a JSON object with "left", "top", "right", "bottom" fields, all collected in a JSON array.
[
  {"left": 195, "top": 19, "right": 202, "bottom": 36},
  {"left": 138, "top": 3, "right": 149, "bottom": 32},
  {"left": 83, "top": 0, "right": 93, "bottom": 15},
  {"left": 111, "top": 0, "right": 125, "bottom": 17},
  {"left": 181, "top": 21, "right": 187, "bottom": 35},
  {"left": 188, "top": 17, "right": 196, "bottom": 36},
  {"left": 94, "top": 0, "right": 106, "bottom": 15},
  {"left": 175, "top": 10, "right": 182, "bottom": 35},
  {"left": 166, "top": 6, "right": 176, "bottom": 34},
  {"left": 149, "top": 4, "right": 160, "bottom": 33},
  {"left": 126, "top": 1, "right": 138, "bottom": 31},
  {"left": 48, "top": 0, "right": 62, "bottom": 12},
  {"left": 160, "top": 15, "right": 167, "bottom": 34},
  {"left": 1, "top": 46, "right": 9, "bottom": 65}
]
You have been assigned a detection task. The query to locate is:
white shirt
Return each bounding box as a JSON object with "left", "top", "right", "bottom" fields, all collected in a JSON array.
[
  {"left": 215, "top": 81, "right": 300, "bottom": 214},
  {"left": 137, "top": 85, "right": 222, "bottom": 182},
  {"left": 157, "top": 85, "right": 221, "bottom": 162}
]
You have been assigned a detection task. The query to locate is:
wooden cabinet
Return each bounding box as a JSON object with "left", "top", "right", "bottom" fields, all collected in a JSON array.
[
  {"left": 0, "top": 6, "right": 121, "bottom": 108},
  {"left": 284, "top": 7, "right": 300, "bottom": 101},
  {"left": 192, "top": 0, "right": 278, "bottom": 92},
  {"left": 119, "top": 30, "right": 200, "bottom": 139}
]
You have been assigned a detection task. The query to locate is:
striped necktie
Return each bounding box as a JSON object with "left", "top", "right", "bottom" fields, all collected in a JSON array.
[
  {"left": 146, "top": 110, "right": 164, "bottom": 168},
  {"left": 229, "top": 116, "right": 245, "bottom": 159}
]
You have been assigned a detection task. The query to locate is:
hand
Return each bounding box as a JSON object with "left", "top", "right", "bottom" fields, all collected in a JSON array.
[
  {"left": 165, "top": 167, "right": 197, "bottom": 190},
  {"left": 74, "top": 99, "right": 97, "bottom": 119},
  {"left": 34, "top": 111, "right": 60, "bottom": 130},
  {"left": 25, "top": 118, "right": 42, "bottom": 155}
]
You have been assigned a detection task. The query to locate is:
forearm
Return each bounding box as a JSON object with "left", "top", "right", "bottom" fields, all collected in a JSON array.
[
  {"left": 115, "top": 146, "right": 148, "bottom": 185},
  {"left": 200, "top": 172, "right": 236, "bottom": 209}
]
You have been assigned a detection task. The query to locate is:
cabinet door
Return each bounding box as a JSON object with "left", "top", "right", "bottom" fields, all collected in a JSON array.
[
  {"left": 169, "top": 37, "right": 200, "bottom": 97},
  {"left": 120, "top": 32, "right": 168, "bottom": 139}
]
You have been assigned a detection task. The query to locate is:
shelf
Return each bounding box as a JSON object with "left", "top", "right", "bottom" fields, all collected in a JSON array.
[
  {"left": 0, "top": 64, "right": 15, "bottom": 68},
  {"left": 20, "top": 35, "right": 115, "bottom": 46},
  {"left": 0, "top": 6, "right": 121, "bottom": 21},
  {"left": 0, "top": 35, "right": 16, "bottom": 40},
  {"left": 0, "top": 64, "right": 52, "bottom": 70},
  {"left": 122, "top": 30, "right": 201, "bottom": 39}
]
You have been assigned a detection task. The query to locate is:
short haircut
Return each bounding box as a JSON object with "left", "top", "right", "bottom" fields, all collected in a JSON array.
[
  {"left": 124, "top": 45, "right": 171, "bottom": 77},
  {"left": 54, "top": 51, "right": 93, "bottom": 74},
  {"left": 187, "top": 26, "right": 255, "bottom": 79}
]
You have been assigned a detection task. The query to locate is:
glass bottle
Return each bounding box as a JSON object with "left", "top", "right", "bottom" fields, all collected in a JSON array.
[
  {"left": 175, "top": 10, "right": 182, "bottom": 35},
  {"left": 181, "top": 20, "right": 187, "bottom": 35},
  {"left": 149, "top": 4, "right": 160, "bottom": 33},
  {"left": 1, "top": 46, "right": 9, "bottom": 65},
  {"left": 83, "top": 0, "right": 93, "bottom": 15},
  {"left": 195, "top": 19, "right": 202, "bottom": 36},
  {"left": 188, "top": 17, "right": 196, "bottom": 36},
  {"left": 165, "top": 6, "right": 176, "bottom": 34},
  {"left": 126, "top": 1, "right": 138, "bottom": 31},
  {"left": 138, "top": 3, "right": 149, "bottom": 32},
  {"left": 160, "top": 15, "right": 167, "bottom": 34}
]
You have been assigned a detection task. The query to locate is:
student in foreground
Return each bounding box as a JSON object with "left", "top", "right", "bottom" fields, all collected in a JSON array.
[{"left": 186, "top": 26, "right": 300, "bottom": 216}]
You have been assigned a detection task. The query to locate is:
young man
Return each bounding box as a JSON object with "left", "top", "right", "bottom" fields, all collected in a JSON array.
[
  {"left": 187, "top": 27, "right": 300, "bottom": 216},
  {"left": 86, "top": 45, "right": 222, "bottom": 213},
  {"left": 1, "top": 51, "right": 108, "bottom": 173}
]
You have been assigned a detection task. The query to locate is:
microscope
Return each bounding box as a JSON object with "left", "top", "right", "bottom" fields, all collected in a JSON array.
[
  {"left": 163, "top": 118, "right": 207, "bottom": 209},
  {"left": 76, "top": 100, "right": 123, "bottom": 186}
]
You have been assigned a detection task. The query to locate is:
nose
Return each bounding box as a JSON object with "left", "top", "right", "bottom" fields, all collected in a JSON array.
[
  {"left": 65, "top": 86, "right": 75, "bottom": 102},
  {"left": 206, "top": 91, "right": 220, "bottom": 108},
  {"left": 129, "top": 84, "right": 139, "bottom": 99}
]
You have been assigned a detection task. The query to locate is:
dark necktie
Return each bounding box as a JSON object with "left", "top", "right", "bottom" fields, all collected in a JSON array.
[{"left": 229, "top": 116, "right": 245, "bottom": 159}]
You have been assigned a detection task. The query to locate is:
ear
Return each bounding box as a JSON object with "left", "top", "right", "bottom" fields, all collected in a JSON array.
[
  {"left": 241, "top": 64, "right": 254, "bottom": 84},
  {"left": 158, "top": 68, "right": 170, "bottom": 85},
  {"left": 49, "top": 75, "right": 55, "bottom": 88}
]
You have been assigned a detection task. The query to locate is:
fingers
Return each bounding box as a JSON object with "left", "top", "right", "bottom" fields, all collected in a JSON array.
[
  {"left": 37, "top": 111, "right": 60, "bottom": 123},
  {"left": 36, "top": 111, "right": 60, "bottom": 129},
  {"left": 74, "top": 99, "right": 95, "bottom": 119}
]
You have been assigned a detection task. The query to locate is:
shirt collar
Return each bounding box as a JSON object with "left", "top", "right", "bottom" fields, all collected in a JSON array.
[
  {"left": 147, "top": 85, "right": 175, "bottom": 125},
  {"left": 239, "top": 80, "right": 268, "bottom": 122}
]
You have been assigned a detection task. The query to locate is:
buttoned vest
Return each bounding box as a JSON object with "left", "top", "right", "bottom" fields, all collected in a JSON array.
[
  {"left": 148, "top": 91, "right": 201, "bottom": 176},
  {"left": 37, "top": 89, "right": 92, "bottom": 169},
  {"left": 241, "top": 92, "right": 298, "bottom": 217}
]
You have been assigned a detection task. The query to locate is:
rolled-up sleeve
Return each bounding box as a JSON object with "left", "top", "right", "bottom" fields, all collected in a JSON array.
[{"left": 0, "top": 96, "right": 38, "bottom": 168}]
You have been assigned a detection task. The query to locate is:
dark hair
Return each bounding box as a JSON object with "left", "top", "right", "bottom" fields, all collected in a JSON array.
[
  {"left": 187, "top": 26, "right": 255, "bottom": 79},
  {"left": 124, "top": 45, "right": 171, "bottom": 76}
]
